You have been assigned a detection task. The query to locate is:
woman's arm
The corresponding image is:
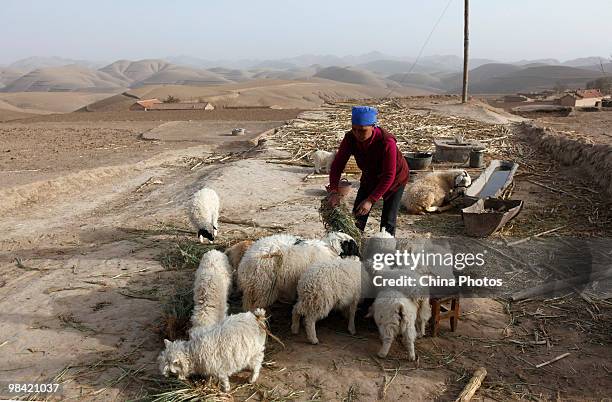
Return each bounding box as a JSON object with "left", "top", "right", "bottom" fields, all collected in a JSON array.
[
  {"left": 328, "top": 134, "right": 352, "bottom": 191},
  {"left": 367, "top": 138, "right": 397, "bottom": 202}
]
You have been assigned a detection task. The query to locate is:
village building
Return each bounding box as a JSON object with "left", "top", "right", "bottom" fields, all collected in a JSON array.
[
  {"left": 556, "top": 89, "right": 603, "bottom": 107},
  {"left": 130, "top": 99, "right": 214, "bottom": 111}
]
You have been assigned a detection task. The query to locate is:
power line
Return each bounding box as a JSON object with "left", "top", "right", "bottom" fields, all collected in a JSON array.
[{"left": 385, "top": 0, "right": 455, "bottom": 98}]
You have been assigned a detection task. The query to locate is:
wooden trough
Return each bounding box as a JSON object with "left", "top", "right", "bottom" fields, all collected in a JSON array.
[
  {"left": 458, "top": 160, "right": 523, "bottom": 237},
  {"left": 462, "top": 199, "right": 523, "bottom": 237}
]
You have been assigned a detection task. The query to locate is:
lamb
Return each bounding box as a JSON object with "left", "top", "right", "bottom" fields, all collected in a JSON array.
[
  {"left": 190, "top": 250, "right": 233, "bottom": 330},
  {"left": 291, "top": 256, "right": 369, "bottom": 344},
  {"left": 366, "top": 290, "right": 421, "bottom": 360},
  {"left": 237, "top": 232, "right": 359, "bottom": 311},
  {"left": 189, "top": 187, "right": 219, "bottom": 243},
  {"left": 309, "top": 150, "right": 337, "bottom": 173},
  {"left": 158, "top": 309, "right": 267, "bottom": 392},
  {"left": 225, "top": 240, "right": 253, "bottom": 271},
  {"left": 401, "top": 170, "right": 471, "bottom": 214}
]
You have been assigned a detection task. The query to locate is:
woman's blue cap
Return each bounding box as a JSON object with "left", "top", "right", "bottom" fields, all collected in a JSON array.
[{"left": 351, "top": 106, "right": 377, "bottom": 126}]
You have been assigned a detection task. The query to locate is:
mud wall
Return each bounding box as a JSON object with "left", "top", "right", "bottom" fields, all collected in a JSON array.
[{"left": 520, "top": 122, "right": 612, "bottom": 197}]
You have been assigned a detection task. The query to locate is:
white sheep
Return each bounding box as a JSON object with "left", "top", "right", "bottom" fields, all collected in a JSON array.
[
  {"left": 237, "top": 232, "right": 359, "bottom": 311},
  {"left": 158, "top": 309, "right": 267, "bottom": 392},
  {"left": 291, "top": 256, "right": 369, "bottom": 344},
  {"left": 189, "top": 187, "right": 219, "bottom": 243},
  {"left": 225, "top": 240, "right": 254, "bottom": 271},
  {"left": 366, "top": 289, "right": 420, "bottom": 360},
  {"left": 309, "top": 150, "right": 337, "bottom": 174},
  {"left": 401, "top": 170, "right": 471, "bottom": 214},
  {"left": 190, "top": 250, "right": 233, "bottom": 331}
]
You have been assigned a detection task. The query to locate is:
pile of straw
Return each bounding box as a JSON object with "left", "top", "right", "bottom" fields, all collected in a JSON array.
[{"left": 319, "top": 194, "right": 362, "bottom": 244}]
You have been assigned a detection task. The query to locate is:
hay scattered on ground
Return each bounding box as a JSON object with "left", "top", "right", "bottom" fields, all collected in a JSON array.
[{"left": 319, "top": 194, "right": 362, "bottom": 244}]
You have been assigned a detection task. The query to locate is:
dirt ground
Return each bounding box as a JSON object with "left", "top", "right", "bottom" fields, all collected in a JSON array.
[
  {"left": 535, "top": 110, "right": 612, "bottom": 145},
  {"left": 0, "top": 99, "right": 610, "bottom": 401}
]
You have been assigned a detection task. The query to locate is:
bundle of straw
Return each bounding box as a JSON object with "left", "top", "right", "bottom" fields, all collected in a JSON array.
[{"left": 319, "top": 194, "right": 362, "bottom": 244}]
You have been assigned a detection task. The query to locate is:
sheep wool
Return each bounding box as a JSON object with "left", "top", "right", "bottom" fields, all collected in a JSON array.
[
  {"left": 190, "top": 249, "right": 233, "bottom": 330},
  {"left": 310, "top": 150, "right": 337, "bottom": 174},
  {"left": 292, "top": 256, "right": 369, "bottom": 344},
  {"left": 158, "top": 309, "right": 267, "bottom": 392},
  {"left": 401, "top": 170, "right": 471, "bottom": 214},
  {"left": 237, "top": 232, "right": 359, "bottom": 311},
  {"left": 189, "top": 187, "right": 220, "bottom": 243},
  {"left": 367, "top": 289, "right": 419, "bottom": 360}
]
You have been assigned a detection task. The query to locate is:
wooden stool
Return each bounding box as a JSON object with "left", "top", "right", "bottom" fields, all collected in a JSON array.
[{"left": 430, "top": 297, "right": 460, "bottom": 337}]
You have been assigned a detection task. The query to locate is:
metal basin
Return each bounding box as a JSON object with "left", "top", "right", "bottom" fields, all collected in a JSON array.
[{"left": 405, "top": 152, "right": 433, "bottom": 170}]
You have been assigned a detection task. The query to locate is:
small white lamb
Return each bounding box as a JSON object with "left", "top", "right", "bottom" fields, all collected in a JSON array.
[
  {"left": 291, "top": 256, "right": 368, "bottom": 344},
  {"left": 310, "top": 150, "right": 337, "bottom": 174},
  {"left": 401, "top": 170, "right": 471, "bottom": 214},
  {"left": 366, "top": 289, "right": 420, "bottom": 360},
  {"left": 158, "top": 309, "right": 267, "bottom": 392},
  {"left": 190, "top": 250, "right": 233, "bottom": 330},
  {"left": 237, "top": 232, "right": 359, "bottom": 311},
  {"left": 189, "top": 187, "right": 219, "bottom": 243}
]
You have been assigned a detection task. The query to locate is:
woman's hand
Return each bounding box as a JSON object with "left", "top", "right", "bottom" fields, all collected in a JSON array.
[
  {"left": 355, "top": 199, "right": 373, "bottom": 216},
  {"left": 327, "top": 192, "right": 342, "bottom": 208}
]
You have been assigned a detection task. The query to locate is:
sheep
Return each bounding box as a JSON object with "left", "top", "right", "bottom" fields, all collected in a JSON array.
[
  {"left": 189, "top": 187, "right": 219, "bottom": 243},
  {"left": 225, "top": 240, "right": 253, "bottom": 271},
  {"left": 366, "top": 289, "right": 420, "bottom": 360},
  {"left": 291, "top": 256, "right": 369, "bottom": 344},
  {"left": 401, "top": 170, "right": 471, "bottom": 214},
  {"left": 158, "top": 309, "right": 267, "bottom": 392},
  {"left": 237, "top": 232, "right": 359, "bottom": 311},
  {"left": 309, "top": 150, "right": 337, "bottom": 174},
  {"left": 190, "top": 250, "right": 233, "bottom": 330}
]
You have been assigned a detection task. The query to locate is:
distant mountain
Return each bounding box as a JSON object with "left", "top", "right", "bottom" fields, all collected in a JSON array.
[
  {"left": 463, "top": 65, "right": 601, "bottom": 93},
  {"left": 99, "top": 59, "right": 171, "bottom": 83},
  {"left": 131, "top": 65, "right": 230, "bottom": 87},
  {"left": 513, "top": 58, "right": 561, "bottom": 66},
  {"left": 314, "top": 66, "right": 389, "bottom": 87},
  {"left": 8, "top": 56, "right": 104, "bottom": 71},
  {"left": 207, "top": 67, "right": 253, "bottom": 81},
  {"left": 2, "top": 65, "right": 125, "bottom": 92},
  {"left": 562, "top": 57, "right": 608, "bottom": 67},
  {"left": 0, "top": 68, "right": 25, "bottom": 88}
]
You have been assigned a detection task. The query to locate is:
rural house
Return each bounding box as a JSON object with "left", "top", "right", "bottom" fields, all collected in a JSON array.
[
  {"left": 130, "top": 99, "right": 215, "bottom": 111},
  {"left": 129, "top": 99, "right": 162, "bottom": 111},
  {"left": 557, "top": 89, "right": 603, "bottom": 107}
]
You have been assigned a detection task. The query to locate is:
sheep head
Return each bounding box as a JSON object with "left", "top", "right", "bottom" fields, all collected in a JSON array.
[
  {"left": 322, "top": 231, "right": 360, "bottom": 258},
  {"left": 158, "top": 339, "right": 191, "bottom": 380},
  {"left": 454, "top": 170, "right": 472, "bottom": 188},
  {"left": 198, "top": 225, "right": 217, "bottom": 243}
]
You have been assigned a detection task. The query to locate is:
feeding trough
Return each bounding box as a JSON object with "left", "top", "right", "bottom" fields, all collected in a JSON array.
[
  {"left": 434, "top": 136, "right": 485, "bottom": 163},
  {"left": 462, "top": 199, "right": 523, "bottom": 237},
  {"left": 465, "top": 160, "right": 519, "bottom": 199}
]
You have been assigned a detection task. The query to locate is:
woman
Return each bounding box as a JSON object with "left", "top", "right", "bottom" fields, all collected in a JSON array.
[{"left": 327, "top": 106, "right": 409, "bottom": 235}]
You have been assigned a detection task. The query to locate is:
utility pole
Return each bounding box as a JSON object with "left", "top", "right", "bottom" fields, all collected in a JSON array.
[{"left": 462, "top": 0, "right": 469, "bottom": 103}]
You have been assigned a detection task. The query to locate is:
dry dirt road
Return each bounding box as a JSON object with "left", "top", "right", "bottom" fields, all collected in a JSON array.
[{"left": 0, "top": 105, "right": 610, "bottom": 401}]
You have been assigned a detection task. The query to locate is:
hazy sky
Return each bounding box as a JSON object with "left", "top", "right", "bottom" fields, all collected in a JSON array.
[{"left": 1, "top": 0, "right": 611, "bottom": 64}]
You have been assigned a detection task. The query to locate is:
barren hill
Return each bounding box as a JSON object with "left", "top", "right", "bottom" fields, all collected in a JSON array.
[
  {"left": 0, "top": 68, "right": 24, "bottom": 88},
  {"left": 464, "top": 65, "right": 602, "bottom": 93},
  {"left": 313, "top": 66, "right": 388, "bottom": 87},
  {"left": 99, "top": 59, "right": 171, "bottom": 84},
  {"left": 2, "top": 65, "right": 126, "bottom": 92},
  {"left": 131, "top": 65, "right": 231, "bottom": 87}
]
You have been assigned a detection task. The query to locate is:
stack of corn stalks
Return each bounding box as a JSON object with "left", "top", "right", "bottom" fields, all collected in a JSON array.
[{"left": 266, "top": 99, "right": 512, "bottom": 164}]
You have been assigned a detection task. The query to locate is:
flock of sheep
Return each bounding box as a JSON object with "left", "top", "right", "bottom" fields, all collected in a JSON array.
[{"left": 158, "top": 157, "right": 474, "bottom": 391}]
